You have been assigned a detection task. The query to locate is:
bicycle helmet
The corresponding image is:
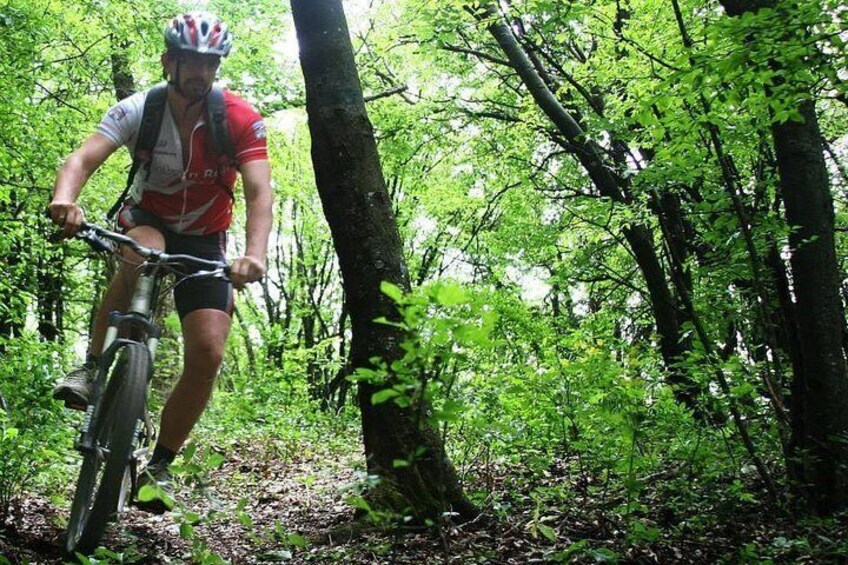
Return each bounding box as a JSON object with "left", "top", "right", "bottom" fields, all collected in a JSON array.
[{"left": 164, "top": 12, "right": 233, "bottom": 57}]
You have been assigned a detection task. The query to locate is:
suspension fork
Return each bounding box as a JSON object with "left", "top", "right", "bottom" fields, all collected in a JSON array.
[{"left": 101, "top": 266, "right": 163, "bottom": 362}]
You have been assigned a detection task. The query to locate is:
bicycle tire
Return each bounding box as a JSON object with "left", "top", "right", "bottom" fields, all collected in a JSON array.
[{"left": 65, "top": 343, "right": 150, "bottom": 555}]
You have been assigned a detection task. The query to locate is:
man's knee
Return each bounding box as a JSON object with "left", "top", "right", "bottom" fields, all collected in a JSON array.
[
  {"left": 121, "top": 225, "right": 165, "bottom": 264},
  {"left": 181, "top": 310, "right": 231, "bottom": 382},
  {"left": 186, "top": 340, "right": 225, "bottom": 373}
]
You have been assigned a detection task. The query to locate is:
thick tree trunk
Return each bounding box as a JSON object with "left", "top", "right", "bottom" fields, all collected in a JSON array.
[
  {"left": 622, "top": 225, "right": 695, "bottom": 406},
  {"left": 290, "top": 0, "right": 477, "bottom": 522},
  {"left": 721, "top": 0, "right": 848, "bottom": 514},
  {"left": 772, "top": 100, "right": 848, "bottom": 513}
]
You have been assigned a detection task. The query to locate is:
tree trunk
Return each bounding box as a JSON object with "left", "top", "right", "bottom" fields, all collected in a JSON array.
[
  {"left": 36, "top": 253, "right": 63, "bottom": 342},
  {"left": 110, "top": 35, "right": 135, "bottom": 101},
  {"left": 772, "top": 100, "right": 848, "bottom": 513},
  {"left": 721, "top": 0, "right": 848, "bottom": 515},
  {"left": 290, "top": 0, "right": 477, "bottom": 522}
]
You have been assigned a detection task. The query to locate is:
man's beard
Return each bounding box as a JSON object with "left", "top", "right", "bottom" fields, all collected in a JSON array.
[{"left": 182, "top": 79, "right": 209, "bottom": 100}]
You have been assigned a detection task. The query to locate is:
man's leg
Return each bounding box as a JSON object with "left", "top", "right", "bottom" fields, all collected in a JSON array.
[
  {"left": 89, "top": 226, "right": 166, "bottom": 355},
  {"left": 135, "top": 230, "right": 231, "bottom": 514},
  {"left": 157, "top": 309, "right": 232, "bottom": 453},
  {"left": 54, "top": 226, "right": 165, "bottom": 407}
]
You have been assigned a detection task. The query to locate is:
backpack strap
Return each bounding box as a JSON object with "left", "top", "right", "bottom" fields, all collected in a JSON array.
[
  {"left": 206, "top": 86, "right": 237, "bottom": 201},
  {"left": 107, "top": 84, "right": 168, "bottom": 220}
]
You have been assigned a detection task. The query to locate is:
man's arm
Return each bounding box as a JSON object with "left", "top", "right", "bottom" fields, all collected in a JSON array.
[
  {"left": 49, "top": 133, "right": 119, "bottom": 238},
  {"left": 230, "top": 159, "right": 273, "bottom": 289}
]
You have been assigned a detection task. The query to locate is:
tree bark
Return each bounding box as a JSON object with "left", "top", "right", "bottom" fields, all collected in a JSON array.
[
  {"left": 290, "top": 0, "right": 477, "bottom": 522},
  {"left": 721, "top": 0, "right": 848, "bottom": 515},
  {"left": 36, "top": 254, "right": 63, "bottom": 342},
  {"left": 110, "top": 35, "right": 136, "bottom": 101},
  {"left": 773, "top": 99, "right": 848, "bottom": 514}
]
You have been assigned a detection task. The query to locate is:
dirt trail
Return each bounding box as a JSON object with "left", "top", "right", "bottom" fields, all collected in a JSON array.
[{"left": 1, "top": 445, "right": 509, "bottom": 564}]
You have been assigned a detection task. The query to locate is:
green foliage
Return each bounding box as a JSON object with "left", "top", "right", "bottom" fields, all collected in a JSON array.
[
  {"left": 74, "top": 546, "right": 144, "bottom": 565},
  {"left": 0, "top": 417, "right": 30, "bottom": 520},
  {"left": 353, "top": 280, "right": 496, "bottom": 434},
  {"left": 0, "top": 336, "right": 73, "bottom": 517},
  {"left": 1, "top": 0, "right": 847, "bottom": 561}
]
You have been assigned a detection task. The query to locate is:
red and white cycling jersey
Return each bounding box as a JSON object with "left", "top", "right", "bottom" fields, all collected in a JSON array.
[{"left": 97, "top": 84, "right": 268, "bottom": 235}]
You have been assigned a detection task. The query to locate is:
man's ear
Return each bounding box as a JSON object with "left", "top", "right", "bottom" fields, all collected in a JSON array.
[{"left": 160, "top": 52, "right": 173, "bottom": 80}]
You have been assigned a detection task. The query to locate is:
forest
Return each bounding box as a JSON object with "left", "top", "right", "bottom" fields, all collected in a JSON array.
[{"left": 2, "top": 0, "right": 848, "bottom": 562}]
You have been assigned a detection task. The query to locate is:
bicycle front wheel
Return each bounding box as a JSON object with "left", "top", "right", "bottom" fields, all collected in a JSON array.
[{"left": 66, "top": 343, "right": 150, "bottom": 555}]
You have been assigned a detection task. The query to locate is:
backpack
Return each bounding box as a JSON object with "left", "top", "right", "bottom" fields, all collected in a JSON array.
[{"left": 107, "top": 84, "right": 236, "bottom": 220}]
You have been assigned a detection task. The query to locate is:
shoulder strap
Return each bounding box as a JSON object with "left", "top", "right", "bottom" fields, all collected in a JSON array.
[
  {"left": 107, "top": 84, "right": 168, "bottom": 220},
  {"left": 206, "top": 86, "right": 237, "bottom": 201},
  {"left": 206, "top": 86, "right": 235, "bottom": 165}
]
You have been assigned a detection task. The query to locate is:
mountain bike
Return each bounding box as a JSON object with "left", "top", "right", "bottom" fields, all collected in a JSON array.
[{"left": 63, "top": 222, "right": 230, "bottom": 555}]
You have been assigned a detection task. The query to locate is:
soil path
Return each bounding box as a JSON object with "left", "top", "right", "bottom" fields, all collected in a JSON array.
[{"left": 1, "top": 443, "right": 512, "bottom": 564}]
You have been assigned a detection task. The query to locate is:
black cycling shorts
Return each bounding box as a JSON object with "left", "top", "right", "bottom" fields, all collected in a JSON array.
[{"left": 117, "top": 204, "right": 233, "bottom": 319}]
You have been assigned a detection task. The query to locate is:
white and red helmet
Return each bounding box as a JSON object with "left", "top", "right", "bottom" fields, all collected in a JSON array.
[{"left": 164, "top": 12, "right": 233, "bottom": 57}]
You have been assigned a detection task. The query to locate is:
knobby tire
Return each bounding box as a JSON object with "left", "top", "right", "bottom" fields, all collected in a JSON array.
[{"left": 65, "top": 343, "right": 149, "bottom": 555}]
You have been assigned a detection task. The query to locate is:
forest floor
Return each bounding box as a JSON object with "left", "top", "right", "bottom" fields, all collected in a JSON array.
[{"left": 2, "top": 436, "right": 847, "bottom": 564}]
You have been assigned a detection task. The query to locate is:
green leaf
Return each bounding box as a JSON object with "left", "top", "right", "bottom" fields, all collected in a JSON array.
[
  {"left": 373, "top": 316, "right": 407, "bottom": 329},
  {"left": 392, "top": 458, "right": 410, "bottom": 468},
  {"left": 92, "top": 547, "right": 121, "bottom": 560},
  {"left": 238, "top": 510, "right": 254, "bottom": 528},
  {"left": 286, "top": 532, "right": 308, "bottom": 548},
  {"left": 206, "top": 452, "right": 226, "bottom": 469},
  {"left": 347, "top": 495, "right": 372, "bottom": 512},
  {"left": 137, "top": 484, "right": 159, "bottom": 502},
  {"left": 371, "top": 388, "right": 401, "bottom": 405},
  {"left": 180, "top": 522, "right": 195, "bottom": 539},
  {"left": 537, "top": 523, "right": 557, "bottom": 542},
  {"left": 380, "top": 281, "right": 404, "bottom": 302},
  {"left": 588, "top": 548, "right": 618, "bottom": 563},
  {"left": 182, "top": 442, "right": 198, "bottom": 462},
  {"left": 434, "top": 282, "right": 466, "bottom": 306},
  {"left": 137, "top": 484, "right": 174, "bottom": 509}
]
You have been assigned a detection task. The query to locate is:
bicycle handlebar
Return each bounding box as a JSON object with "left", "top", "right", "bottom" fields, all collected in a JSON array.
[{"left": 76, "top": 222, "right": 231, "bottom": 275}]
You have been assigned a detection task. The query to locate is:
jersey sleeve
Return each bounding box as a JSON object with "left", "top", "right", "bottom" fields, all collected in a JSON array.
[
  {"left": 96, "top": 91, "right": 145, "bottom": 147},
  {"left": 228, "top": 98, "right": 268, "bottom": 165}
]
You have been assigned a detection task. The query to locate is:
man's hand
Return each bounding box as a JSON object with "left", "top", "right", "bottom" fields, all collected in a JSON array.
[
  {"left": 48, "top": 201, "right": 85, "bottom": 239},
  {"left": 229, "top": 255, "right": 266, "bottom": 290}
]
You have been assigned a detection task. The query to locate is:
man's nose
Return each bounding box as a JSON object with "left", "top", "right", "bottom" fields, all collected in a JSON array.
[{"left": 185, "top": 67, "right": 212, "bottom": 80}]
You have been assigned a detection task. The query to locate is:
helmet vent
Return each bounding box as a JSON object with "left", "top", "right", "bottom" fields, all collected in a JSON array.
[{"left": 164, "top": 12, "right": 233, "bottom": 57}]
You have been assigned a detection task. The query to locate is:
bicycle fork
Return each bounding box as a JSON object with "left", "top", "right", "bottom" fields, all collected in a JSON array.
[{"left": 77, "top": 270, "right": 163, "bottom": 495}]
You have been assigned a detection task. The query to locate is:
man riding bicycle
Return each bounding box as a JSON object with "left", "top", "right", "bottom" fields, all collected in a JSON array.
[{"left": 48, "top": 12, "right": 273, "bottom": 513}]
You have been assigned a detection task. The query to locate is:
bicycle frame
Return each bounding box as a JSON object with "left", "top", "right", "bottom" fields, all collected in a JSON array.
[
  {"left": 76, "top": 256, "right": 165, "bottom": 502},
  {"left": 71, "top": 222, "right": 229, "bottom": 518}
]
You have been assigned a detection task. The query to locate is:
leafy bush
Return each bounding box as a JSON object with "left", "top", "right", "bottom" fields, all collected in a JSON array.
[
  {"left": 352, "top": 279, "right": 497, "bottom": 432},
  {"left": 0, "top": 336, "right": 73, "bottom": 519}
]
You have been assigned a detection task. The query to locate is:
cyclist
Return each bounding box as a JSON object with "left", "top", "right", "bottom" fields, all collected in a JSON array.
[{"left": 48, "top": 12, "right": 272, "bottom": 513}]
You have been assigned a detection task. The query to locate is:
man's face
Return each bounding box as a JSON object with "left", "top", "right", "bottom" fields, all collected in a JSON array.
[{"left": 165, "top": 51, "right": 221, "bottom": 100}]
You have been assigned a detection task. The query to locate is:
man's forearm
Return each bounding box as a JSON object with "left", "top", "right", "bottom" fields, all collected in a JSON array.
[
  {"left": 241, "top": 160, "right": 274, "bottom": 263},
  {"left": 52, "top": 154, "right": 90, "bottom": 203},
  {"left": 52, "top": 133, "right": 117, "bottom": 204},
  {"left": 244, "top": 195, "right": 273, "bottom": 262}
]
